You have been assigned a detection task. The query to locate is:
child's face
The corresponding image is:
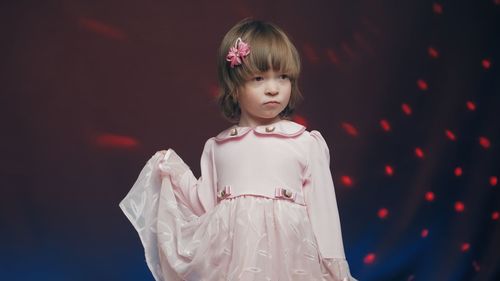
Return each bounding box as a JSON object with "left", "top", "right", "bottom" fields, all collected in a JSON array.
[{"left": 237, "top": 69, "right": 291, "bottom": 124}]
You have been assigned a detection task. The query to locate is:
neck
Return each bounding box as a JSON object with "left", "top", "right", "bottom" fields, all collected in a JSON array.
[{"left": 237, "top": 115, "right": 283, "bottom": 128}]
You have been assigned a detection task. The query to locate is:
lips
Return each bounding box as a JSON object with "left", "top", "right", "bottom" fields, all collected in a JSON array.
[{"left": 264, "top": 101, "right": 280, "bottom": 105}]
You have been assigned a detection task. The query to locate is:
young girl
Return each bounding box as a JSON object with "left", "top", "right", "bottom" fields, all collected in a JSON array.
[{"left": 120, "top": 18, "right": 358, "bottom": 281}]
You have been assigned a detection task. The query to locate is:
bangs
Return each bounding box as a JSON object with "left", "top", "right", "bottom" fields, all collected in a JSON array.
[{"left": 234, "top": 27, "right": 300, "bottom": 83}]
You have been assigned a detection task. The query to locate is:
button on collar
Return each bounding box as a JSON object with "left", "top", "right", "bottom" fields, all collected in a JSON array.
[{"left": 265, "top": 126, "right": 275, "bottom": 132}]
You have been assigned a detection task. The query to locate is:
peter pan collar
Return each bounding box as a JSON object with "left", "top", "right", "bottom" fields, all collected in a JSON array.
[{"left": 214, "top": 119, "right": 306, "bottom": 142}]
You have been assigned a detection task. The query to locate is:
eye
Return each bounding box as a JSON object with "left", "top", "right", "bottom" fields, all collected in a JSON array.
[
  {"left": 279, "top": 74, "right": 290, "bottom": 80},
  {"left": 253, "top": 76, "right": 264, "bottom": 81}
]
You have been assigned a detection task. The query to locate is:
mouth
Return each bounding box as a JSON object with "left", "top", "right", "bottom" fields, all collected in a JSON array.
[{"left": 264, "top": 101, "right": 280, "bottom": 105}]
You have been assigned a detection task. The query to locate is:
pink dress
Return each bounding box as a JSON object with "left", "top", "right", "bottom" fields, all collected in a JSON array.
[{"left": 119, "top": 119, "right": 358, "bottom": 281}]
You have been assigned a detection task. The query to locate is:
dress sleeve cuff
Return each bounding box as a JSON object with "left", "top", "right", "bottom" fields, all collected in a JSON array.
[
  {"left": 158, "top": 148, "right": 190, "bottom": 184},
  {"left": 321, "top": 258, "right": 358, "bottom": 281}
]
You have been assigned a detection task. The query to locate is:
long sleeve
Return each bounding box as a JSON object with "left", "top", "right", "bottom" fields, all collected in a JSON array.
[
  {"left": 158, "top": 137, "right": 218, "bottom": 216},
  {"left": 303, "top": 131, "right": 345, "bottom": 258},
  {"left": 303, "top": 130, "right": 347, "bottom": 259},
  {"left": 303, "top": 130, "right": 357, "bottom": 281}
]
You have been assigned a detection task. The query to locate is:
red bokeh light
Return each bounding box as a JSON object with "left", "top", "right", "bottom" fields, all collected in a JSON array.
[
  {"left": 326, "top": 48, "right": 340, "bottom": 64},
  {"left": 209, "top": 85, "right": 219, "bottom": 98},
  {"left": 302, "top": 43, "right": 320, "bottom": 64},
  {"left": 482, "top": 59, "right": 491, "bottom": 70},
  {"left": 490, "top": 176, "right": 498, "bottom": 187},
  {"left": 433, "top": 3, "right": 443, "bottom": 14},
  {"left": 492, "top": 211, "right": 499, "bottom": 220},
  {"left": 466, "top": 101, "right": 476, "bottom": 111},
  {"left": 78, "top": 17, "right": 127, "bottom": 41},
  {"left": 292, "top": 115, "right": 308, "bottom": 127},
  {"left": 341, "top": 175, "right": 353, "bottom": 187},
  {"left": 445, "top": 129, "right": 456, "bottom": 141},
  {"left": 94, "top": 133, "right": 139, "bottom": 149},
  {"left": 421, "top": 228, "right": 429, "bottom": 238},
  {"left": 385, "top": 165, "right": 394, "bottom": 176},
  {"left": 479, "top": 137, "right": 491, "bottom": 149},
  {"left": 425, "top": 191, "right": 435, "bottom": 202},
  {"left": 417, "top": 79, "right": 428, "bottom": 91},
  {"left": 454, "top": 167, "right": 463, "bottom": 177},
  {"left": 415, "top": 147, "right": 425, "bottom": 158},
  {"left": 402, "top": 103, "right": 412, "bottom": 115},
  {"left": 363, "top": 253, "right": 376, "bottom": 264},
  {"left": 455, "top": 201, "right": 465, "bottom": 213},
  {"left": 428, "top": 46, "right": 439, "bottom": 58},
  {"left": 380, "top": 119, "right": 391, "bottom": 132},
  {"left": 378, "top": 208, "right": 389, "bottom": 219},
  {"left": 341, "top": 122, "right": 359, "bottom": 136},
  {"left": 461, "top": 243, "right": 470, "bottom": 252}
]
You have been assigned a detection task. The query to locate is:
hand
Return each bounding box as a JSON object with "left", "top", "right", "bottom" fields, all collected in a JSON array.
[{"left": 157, "top": 149, "right": 189, "bottom": 180}]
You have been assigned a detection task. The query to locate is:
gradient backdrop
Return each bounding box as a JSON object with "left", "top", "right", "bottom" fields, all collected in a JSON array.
[{"left": 1, "top": 0, "right": 499, "bottom": 280}]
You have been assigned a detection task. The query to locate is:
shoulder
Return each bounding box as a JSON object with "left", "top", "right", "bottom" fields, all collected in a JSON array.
[
  {"left": 307, "top": 129, "right": 327, "bottom": 144},
  {"left": 303, "top": 129, "right": 330, "bottom": 157},
  {"left": 202, "top": 137, "right": 216, "bottom": 150},
  {"left": 213, "top": 119, "right": 307, "bottom": 143}
]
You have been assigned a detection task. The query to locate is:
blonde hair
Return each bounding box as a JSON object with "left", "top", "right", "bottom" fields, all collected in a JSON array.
[{"left": 216, "top": 18, "right": 303, "bottom": 123}]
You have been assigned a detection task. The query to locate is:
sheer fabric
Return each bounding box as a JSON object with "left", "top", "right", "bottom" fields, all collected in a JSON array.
[{"left": 120, "top": 120, "right": 358, "bottom": 281}]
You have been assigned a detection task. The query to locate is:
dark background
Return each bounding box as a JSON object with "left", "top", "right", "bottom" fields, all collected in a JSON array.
[{"left": 1, "top": 0, "right": 499, "bottom": 280}]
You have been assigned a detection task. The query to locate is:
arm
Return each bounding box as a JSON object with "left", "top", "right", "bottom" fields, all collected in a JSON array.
[
  {"left": 303, "top": 130, "right": 358, "bottom": 280},
  {"left": 158, "top": 138, "right": 217, "bottom": 216},
  {"left": 303, "top": 130, "right": 346, "bottom": 259}
]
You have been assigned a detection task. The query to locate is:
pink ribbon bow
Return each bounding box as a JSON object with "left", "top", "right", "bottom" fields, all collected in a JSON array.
[{"left": 226, "top": 37, "right": 250, "bottom": 68}]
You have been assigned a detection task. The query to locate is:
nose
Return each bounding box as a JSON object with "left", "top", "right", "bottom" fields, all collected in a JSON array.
[{"left": 265, "top": 80, "right": 279, "bottom": 96}]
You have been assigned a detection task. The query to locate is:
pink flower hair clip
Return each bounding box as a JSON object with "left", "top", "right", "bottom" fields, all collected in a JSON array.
[{"left": 226, "top": 37, "right": 250, "bottom": 68}]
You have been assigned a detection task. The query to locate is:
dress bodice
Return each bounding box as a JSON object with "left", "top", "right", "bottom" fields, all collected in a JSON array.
[{"left": 213, "top": 120, "right": 309, "bottom": 204}]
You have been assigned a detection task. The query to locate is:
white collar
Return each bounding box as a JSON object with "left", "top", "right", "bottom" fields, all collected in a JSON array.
[{"left": 214, "top": 119, "right": 306, "bottom": 143}]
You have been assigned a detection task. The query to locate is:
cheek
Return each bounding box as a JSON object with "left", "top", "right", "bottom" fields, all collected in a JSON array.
[
  {"left": 284, "top": 83, "right": 292, "bottom": 98},
  {"left": 238, "top": 89, "right": 259, "bottom": 109}
]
